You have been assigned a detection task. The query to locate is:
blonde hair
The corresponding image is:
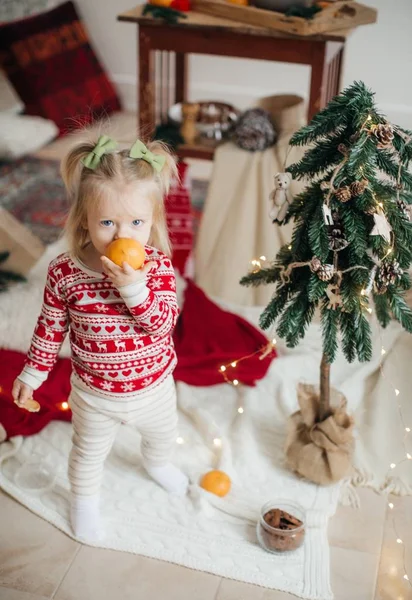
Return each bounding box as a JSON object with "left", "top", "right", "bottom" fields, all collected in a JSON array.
[{"left": 61, "top": 137, "right": 178, "bottom": 258}]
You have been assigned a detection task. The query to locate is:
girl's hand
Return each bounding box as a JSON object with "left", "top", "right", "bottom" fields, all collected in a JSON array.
[
  {"left": 12, "top": 379, "right": 34, "bottom": 407},
  {"left": 101, "top": 256, "right": 157, "bottom": 288}
]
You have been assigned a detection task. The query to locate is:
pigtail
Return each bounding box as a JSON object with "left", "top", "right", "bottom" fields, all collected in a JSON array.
[
  {"left": 146, "top": 140, "right": 179, "bottom": 196},
  {"left": 62, "top": 140, "right": 98, "bottom": 258}
]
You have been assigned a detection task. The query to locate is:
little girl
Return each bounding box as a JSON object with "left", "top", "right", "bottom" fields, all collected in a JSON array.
[{"left": 12, "top": 135, "right": 189, "bottom": 541}]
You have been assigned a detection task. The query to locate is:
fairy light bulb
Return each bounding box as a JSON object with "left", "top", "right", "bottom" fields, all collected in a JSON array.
[
  {"left": 407, "top": 453, "right": 412, "bottom": 460},
  {"left": 361, "top": 289, "right": 366, "bottom": 296},
  {"left": 388, "top": 502, "right": 394, "bottom": 509},
  {"left": 288, "top": 245, "right": 292, "bottom": 250},
  {"left": 367, "top": 308, "right": 373, "bottom": 314},
  {"left": 404, "top": 575, "right": 409, "bottom": 581},
  {"left": 406, "top": 427, "right": 411, "bottom": 433},
  {"left": 367, "top": 114, "right": 372, "bottom": 121},
  {"left": 397, "top": 538, "right": 403, "bottom": 544},
  {"left": 233, "top": 379, "right": 239, "bottom": 386},
  {"left": 390, "top": 463, "right": 396, "bottom": 469},
  {"left": 259, "top": 255, "right": 266, "bottom": 261},
  {"left": 176, "top": 436, "right": 184, "bottom": 444},
  {"left": 272, "top": 338, "right": 277, "bottom": 345},
  {"left": 220, "top": 365, "right": 226, "bottom": 372},
  {"left": 395, "top": 389, "right": 400, "bottom": 396},
  {"left": 381, "top": 348, "right": 386, "bottom": 356},
  {"left": 238, "top": 407, "right": 244, "bottom": 414},
  {"left": 231, "top": 361, "right": 237, "bottom": 368},
  {"left": 213, "top": 438, "right": 222, "bottom": 447},
  {"left": 61, "top": 401, "right": 69, "bottom": 410}
]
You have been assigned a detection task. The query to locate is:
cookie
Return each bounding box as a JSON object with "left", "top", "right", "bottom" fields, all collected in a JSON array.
[{"left": 15, "top": 398, "right": 41, "bottom": 413}]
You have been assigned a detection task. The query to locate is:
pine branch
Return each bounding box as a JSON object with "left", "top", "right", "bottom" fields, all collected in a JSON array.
[
  {"left": 373, "top": 293, "right": 391, "bottom": 328},
  {"left": 259, "top": 286, "right": 291, "bottom": 330},
  {"left": 353, "top": 309, "right": 373, "bottom": 362},
  {"left": 308, "top": 204, "right": 329, "bottom": 260},
  {"left": 240, "top": 266, "right": 281, "bottom": 287},
  {"left": 287, "top": 130, "right": 347, "bottom": 179},
  {"left": 387, "top": 289, "right": 412, "bottom": 332},
  {"left": 376, "top": 151, "right": 412, "bottom": 191},
  {"left": 339, "top": 311, "right": 357, "bottom": 362},
  {"left": 321, "top": 301, "right": 339, "bottom": 363}
]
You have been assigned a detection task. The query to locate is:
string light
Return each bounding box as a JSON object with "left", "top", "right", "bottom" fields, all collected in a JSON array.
[
  {"left": 213, "top": 438, "right": 222, "bottom": 447},
  {"left": 397, "top": 538, "right": 403, "bottom": 544},
  {"left": 238, "top": 407, "right": 244, "bottom": 414},
  {"left": 61, "top": 401, "right": 69, "bottom": 410},
  {"left": 395, "top": 389, "right": 400, "bottom": 396},
  {"left": 288, "top": 245, "right": 292, "bottom": 250},
  {"left": 389, "top": 503, "right": 394, "bottom": 509},
  {"left": 405, "top": 575, "right": 410, "bottom": 581},
  {"left": 381, "top": 347, "right": 386, "bottom": 355},
  {"left": 406, "top": 427, "right": 411, "bottom": 433},
  {"left": 176, "top": 436, "right": 184, "bottom": 444},
  {"left": 390, "top": 463, "right": 396, "bottom": 469},
  {"left": 407, "top": 453, "right": 412, "bottom": 460},
  {"left": 218, "top": 341, "right": 276, "bottom": 387},
  {"left": 259, "top": 255, "right": 266, "bottom": 261},
  {"left": 367, "top": 307, "right": 373, "bottom": 314}
]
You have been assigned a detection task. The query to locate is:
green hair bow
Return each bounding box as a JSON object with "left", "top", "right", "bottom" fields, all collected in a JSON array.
[
  {"left": 82, "top": 135, "right": 117, "bottom": 170},
  {"left": 129, "top": 139, "right": 166, "bottom": 173}
]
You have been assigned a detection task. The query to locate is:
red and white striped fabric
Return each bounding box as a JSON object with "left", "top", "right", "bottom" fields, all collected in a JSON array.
[
  {"left": 18, "top": 246, "right": 179, "bottom": 398},
  {"left": 166, "top": 161, "right": 193, "bottom": 276}
]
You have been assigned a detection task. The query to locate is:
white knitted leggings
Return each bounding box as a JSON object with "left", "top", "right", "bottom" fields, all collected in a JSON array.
[{"left": 68, "top": 376, "right": 178, "bottom": 497}]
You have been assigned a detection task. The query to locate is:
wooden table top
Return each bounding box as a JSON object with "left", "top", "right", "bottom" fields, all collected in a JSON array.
[{"left": 118, "top": 5, "right": 352, "bottom": 41}]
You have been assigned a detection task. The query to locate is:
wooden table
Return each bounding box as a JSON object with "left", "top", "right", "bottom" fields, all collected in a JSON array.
[{"left": 118, "top": 6, "right": 350, "bottom": 160}]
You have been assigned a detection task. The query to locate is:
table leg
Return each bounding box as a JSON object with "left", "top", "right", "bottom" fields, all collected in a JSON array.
[
  {"left": 308, "top": 43, "right": 327, "bottom": 121},
  {"left": 139, "top": 27, "right": 156, "bottom": 137},
  {"left": 175, "top": 53, "right": 188, "bottom": 104}
]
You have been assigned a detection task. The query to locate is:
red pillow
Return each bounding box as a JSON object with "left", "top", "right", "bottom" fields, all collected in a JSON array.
[{"left": 0, "top": 1, "right": 121, "bottom": 134}]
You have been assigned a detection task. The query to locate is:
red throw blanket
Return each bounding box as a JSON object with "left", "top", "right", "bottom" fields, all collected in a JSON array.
[{"left": 0, "top": 280, "right": 275, "bottom": 441}]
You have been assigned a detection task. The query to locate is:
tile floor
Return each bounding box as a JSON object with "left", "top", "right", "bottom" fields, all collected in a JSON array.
[{"left": 0, "top": 487, "right": 411, "bottom": 600}]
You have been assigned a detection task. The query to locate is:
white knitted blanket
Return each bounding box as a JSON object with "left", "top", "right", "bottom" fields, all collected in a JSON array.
[{"left": 0, "top": 240, "right": 407, "bottom": 599}]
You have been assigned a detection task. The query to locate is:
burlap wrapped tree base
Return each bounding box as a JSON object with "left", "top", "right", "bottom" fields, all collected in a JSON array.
[{"left": 285, "top": 383, "right": 355, "bottom": 486}]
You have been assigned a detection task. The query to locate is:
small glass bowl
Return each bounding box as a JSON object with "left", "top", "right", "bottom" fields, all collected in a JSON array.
[{"left": 257, "top": 500, "right": 305, "bottom": 554}]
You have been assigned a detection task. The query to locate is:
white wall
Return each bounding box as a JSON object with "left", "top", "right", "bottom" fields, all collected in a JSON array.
[{"left": 77, "top": 0, "right": 412, "bottom": 128}]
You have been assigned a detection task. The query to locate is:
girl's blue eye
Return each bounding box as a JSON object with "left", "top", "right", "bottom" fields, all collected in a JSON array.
[
  {"left": 132, "top": 219, "right": 143, "bottom": 226},
  {"left": 100, "top": 220, "right": 113, "bottom": 227}
]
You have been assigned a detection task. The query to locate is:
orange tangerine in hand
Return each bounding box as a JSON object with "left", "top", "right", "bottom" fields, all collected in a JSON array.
[
  {"left": 105, "top": 238, "right": 146, "bottom": 270},
  {"left": 200, "top": 470, "right": 231, "bottom": 497}
]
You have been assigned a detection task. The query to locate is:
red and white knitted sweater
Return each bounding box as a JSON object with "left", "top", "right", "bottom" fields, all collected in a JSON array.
[{"left": 18, "top": 246, "right": 179, "bottom": 398}]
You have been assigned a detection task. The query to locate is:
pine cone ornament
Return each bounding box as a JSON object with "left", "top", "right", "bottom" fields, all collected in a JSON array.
[
  {"left": 335, "top": 186, "right": 351, "bottom": 203},
  {"left": 317, "top": 263, "right": 335, "bottom": 282},
  {"left": 372, "top": 123, "right": 394, "bottom": 149},
  {"left": 232, "top": 108, "right": 277, "bottom": 152},
  {"left": 379, "top": 260, "right": 403, "bottom": 286},
  {"left": 350, "top": 179, "right": 368, "bottom": 197},
  {"left": 310, "top": 257, "right": 334, "bottom": 281},
  {"left": 328, "top": 220, "right": 349, "bottom": 251}
]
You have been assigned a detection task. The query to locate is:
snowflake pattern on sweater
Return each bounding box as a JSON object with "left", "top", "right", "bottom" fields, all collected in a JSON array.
[{"left": 21, "top": 246, "right": 179, "bottom": 398}]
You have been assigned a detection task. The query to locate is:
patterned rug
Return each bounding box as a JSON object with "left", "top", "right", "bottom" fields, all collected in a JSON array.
[{"left": 0, "top": 157, "right": 208, "bottom": 245}]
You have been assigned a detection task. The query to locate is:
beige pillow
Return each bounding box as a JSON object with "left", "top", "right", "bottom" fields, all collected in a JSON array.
[{"left": 0, "top": 113, "right": 58, "bottom": 159}]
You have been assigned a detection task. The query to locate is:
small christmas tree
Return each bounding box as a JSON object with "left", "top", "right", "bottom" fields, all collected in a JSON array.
[{"left": 240, "top": 81, "right": 412, "bottom": 483}]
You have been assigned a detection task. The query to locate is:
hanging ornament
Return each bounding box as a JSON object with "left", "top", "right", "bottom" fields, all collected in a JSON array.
[
  {"left": 310, "top": 256, "right": 334, "bottom": 281},
  {"left": 397, "top": 198, "right": 411, "bottom": 220},
  {"left": 374, "top": 260, "right": 403, "bottom": 295},
  {"left": 327, "top": 213, "right": 349, "bottom": 251},
  {"left": 371, "top": 123, "right": 394, "bottom": 149},
  {"left": 325, "top": 283, "right": 343, "bottom": 310},
  {"left": 350, "top": 179, "right": 368, "bottom": 197},
  {"left": 322, "top": 203, "right": 334, "bottom": 225},
  {"left": 370, "top": 210, "right": 392, "bottom": 242},
  {"left": 335, "top": 186, "right": 352, "bottom": 203},
  {"left": 269, "top": 173, "right": 293, "bottom": 224}
]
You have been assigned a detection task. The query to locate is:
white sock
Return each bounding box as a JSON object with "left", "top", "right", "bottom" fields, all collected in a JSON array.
[
  {"left": 70, "top": 494, "right": 103, "bottom": 542},
  {"left": 144, "top": 462, "right": 189, "bottom": 496}
]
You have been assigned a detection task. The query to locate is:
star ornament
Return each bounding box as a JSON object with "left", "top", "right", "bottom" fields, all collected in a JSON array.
[{"left": 371, "top": 210, "right": 392, "bottom": 243}]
